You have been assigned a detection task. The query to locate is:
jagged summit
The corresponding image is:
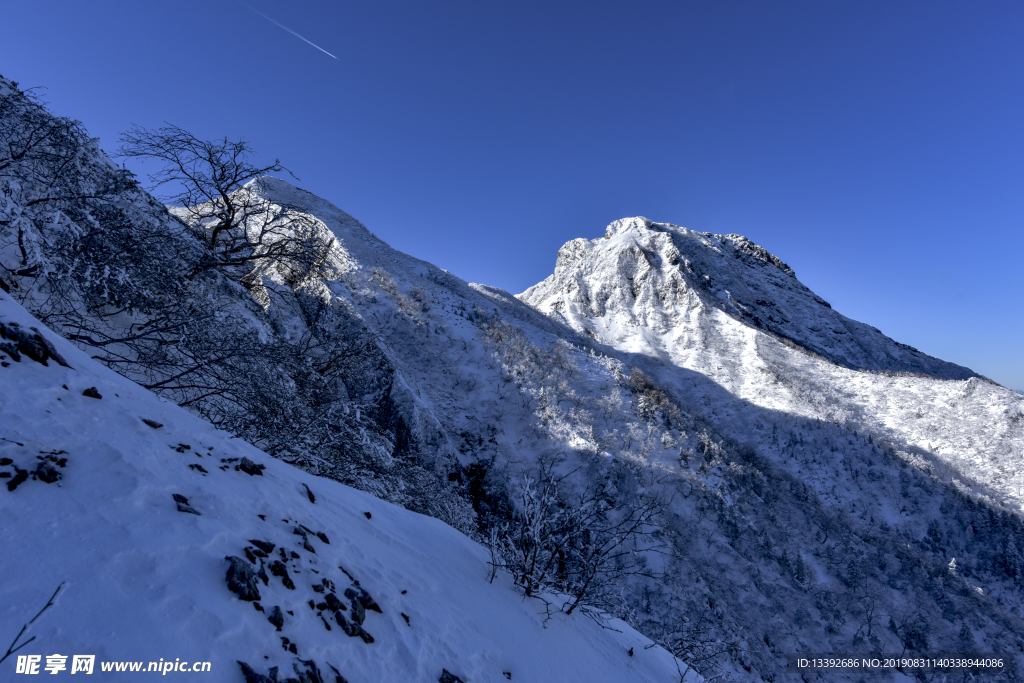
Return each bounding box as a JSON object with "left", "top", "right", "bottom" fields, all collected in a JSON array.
[
  {"left": 601, "top": 218, "right": 793, "bottom": 276},
  {"left": 521, "top": 217, "right": 977, "bottom": 380},
  {"left": 600, "top": 218, "right": 794, "bottom": 276}
]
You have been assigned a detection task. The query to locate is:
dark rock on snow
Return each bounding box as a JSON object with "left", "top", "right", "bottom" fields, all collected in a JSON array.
[
  {"left": 6, "top": 467, "right": 28, "bottom": 491},
  {"left": 249, "top": 539, "right": 276, "bottom": 554},
  {"left": 225, "top": 556, "right": 261, "bottom": 601},
  {"left": 0, "top": 342, "right": 20, "bottom": 362},
  {"left": 257, "top": 560, "right": 269, "bottom": 586},
  {"left": 172, "top": 493, "right": 200, "bottom": 515},
  {"left": 0, "top": 323, "right": 67, "bottom": 366},
  {"left": 334, "top": 609, "right": 357, "bottom": 636},
  {"left": 18, "top": 339, "right": 49, "bottom": 365},
  {"left": 292, "top": 659, "right": 325, "bottom": 683},
  {"left": 33, "top": 459, "right": 61, "bottom": 483},
  {"left": 238, "top": 457, "right": 265, "bottom": 476},
  {"left": 29, "top": 327, "right": 70, "bottom": 367},
  {"left": 324, "top": 592, "right": 344, "bottom": 612},
  {"left": 348, "top": 597, "right": 365, "bottom": 625},
  {"left": 345, "top": 585, "right": 382, "bottom": 613},
  {"left": 334, "top": 610, "right": 373, "bottom": 642},
  {"left": 238, "top": 661, "right": 274, "bottom": 683},
  {"left": 328, "top": 663, "right": 349, "bottom": 683},
  {"left": 268, "top": 605, "right": 284, "bottom": 631}
]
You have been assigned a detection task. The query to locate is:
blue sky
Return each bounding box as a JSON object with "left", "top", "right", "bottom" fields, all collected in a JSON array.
[{"left": 3, "top": 1, "right": 1022, "bottom": 389}]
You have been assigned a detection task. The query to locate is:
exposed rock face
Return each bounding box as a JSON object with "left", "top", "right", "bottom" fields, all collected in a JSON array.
[
  {"left": 225, "top": 556, "right": 261, "bottom": 601},
  {"left": 239, "top": 457, "right": 265, "bottom": 476},
  {"left": 0, "top": 321, "right": 69, "bottom": 367},
  {"left": 268, "top": 605, "right": 285, "bottom": 631},
  {"left": 520, "top": 216, "right": 977, "bottom": 379}
]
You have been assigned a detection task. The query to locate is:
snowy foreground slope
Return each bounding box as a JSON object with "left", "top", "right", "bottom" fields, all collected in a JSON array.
[{"left": 0, "top": 292, "right": 693, "bottom": 683}]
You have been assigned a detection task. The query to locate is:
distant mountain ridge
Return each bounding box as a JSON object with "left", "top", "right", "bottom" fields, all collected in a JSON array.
[{"left": 520, "top": 216, "right": 978, "bottom": 380}]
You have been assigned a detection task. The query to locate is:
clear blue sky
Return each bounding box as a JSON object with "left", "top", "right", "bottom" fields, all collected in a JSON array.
[{"left": 3, "top": 1, "right": 1022, "bottom": 389}]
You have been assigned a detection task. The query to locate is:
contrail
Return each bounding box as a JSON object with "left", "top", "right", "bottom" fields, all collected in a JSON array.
[{"left": 239, "top": 1, "right": 339, "bottom": 60}]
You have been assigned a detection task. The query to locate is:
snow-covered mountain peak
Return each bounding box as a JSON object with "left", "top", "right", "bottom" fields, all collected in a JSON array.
[
  {"left": 246, "top": 176, "right": 371, "bottom": 240},
  {"left": 521, "top": 217, "right": 977, "bottom": 380},
  {"left": 600, "top": 218, "right": 793, "bottom": 276},
  {"left": 718, "top": 233, "right": 796, "bottom": 276},
  {"left": 602, "top": 215, "right": 655, "bottom": 238}
]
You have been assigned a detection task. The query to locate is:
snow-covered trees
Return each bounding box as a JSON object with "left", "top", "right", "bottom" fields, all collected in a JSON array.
[
  {"left": 486, "top": 457, "right": 664, "bottom": 617},
  {"left": 0, "top": 82, "right": 140, "bottom": 296},
  {"left": 0, "top": 77, "right": 466, "bottom": 535},
  {"left": 0, "top": 83, "right": 135, "bottom": 218}
]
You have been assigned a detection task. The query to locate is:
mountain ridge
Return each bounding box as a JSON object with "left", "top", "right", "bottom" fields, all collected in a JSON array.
[{"left": 520, "top": 216, "right": 979, "bottom": 381}]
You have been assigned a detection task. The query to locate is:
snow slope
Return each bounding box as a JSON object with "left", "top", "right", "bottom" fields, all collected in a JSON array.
[{"left": 0, "top": 291, "right": 693, "bottom": 683}]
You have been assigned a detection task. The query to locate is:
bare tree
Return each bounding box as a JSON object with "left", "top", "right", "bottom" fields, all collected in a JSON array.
[
  {"left": 488, "top": 456, "right": 665, "bottom": 617},
  {"left": 118, "top": 124, "right": 333, "bottom": 283},
  {"left": 651, "top": 602, "right": 743, "bottom": 683},
  {"left": 852, "top": 589, "right": 883, "bottom": 647},
  {"left": 0, "top": 583, "right": 64, "bottom": 666},
  {"left": 888, "top": 608, "right": 931, "bottom": 654},
  {"left": 0, "top": 84, "right": 130, "bottom": 207}
]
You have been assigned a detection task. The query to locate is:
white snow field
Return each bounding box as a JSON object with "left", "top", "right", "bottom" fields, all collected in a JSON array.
[{"left": 0, "top": 291, "right": 695, "bottom": 683}]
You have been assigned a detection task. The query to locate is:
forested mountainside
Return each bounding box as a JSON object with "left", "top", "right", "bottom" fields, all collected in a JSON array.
[
  {"left": 520, "top": 216, "right": 1024, "bottom": 518},
  {"left": 2, "top": 73, "right": 1023, "bottom": 681}
]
